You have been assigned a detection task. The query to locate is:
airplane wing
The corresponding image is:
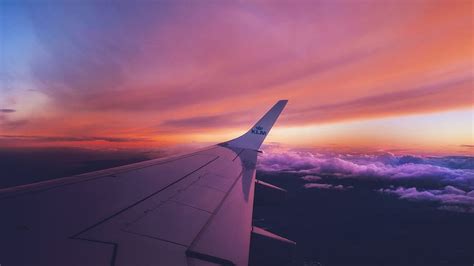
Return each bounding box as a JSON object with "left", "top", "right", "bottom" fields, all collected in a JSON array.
[{"left": 0, "top": 100, "right": 289, "bottom": 266}]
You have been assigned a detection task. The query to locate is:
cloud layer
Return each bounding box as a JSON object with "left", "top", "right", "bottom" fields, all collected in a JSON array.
[
  {"left": 258, "top": 148, "right": 474, "bottom": 212},
  {"left": 259, "top": 150, "right": 474, "bottom": 187}
]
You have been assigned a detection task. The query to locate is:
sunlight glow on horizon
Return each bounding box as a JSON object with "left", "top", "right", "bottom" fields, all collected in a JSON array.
[
  {"left": 268, "top": 108, "right": 473, "bottom": 155},
  {"left": 0, "top": 1, "right": 472, "bottom": 155}
]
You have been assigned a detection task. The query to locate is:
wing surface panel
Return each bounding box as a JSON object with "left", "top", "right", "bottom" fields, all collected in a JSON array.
[{"left": 0, "top": 150, "right": 222, "bottom": 265}]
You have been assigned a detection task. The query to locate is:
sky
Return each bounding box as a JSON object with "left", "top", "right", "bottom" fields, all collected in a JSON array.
[{"left": 0, "top": 0, "right": 472, "bottom": 154}]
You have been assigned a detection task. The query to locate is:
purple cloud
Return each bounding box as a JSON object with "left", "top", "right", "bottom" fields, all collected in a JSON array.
[
  {"left": 378, "top": 186, "right": 474, "bottom": 213},
  {"left": 258, "top": 150, "right": 474, "bottom": 189},
  {"left": 300, "top": 174, "right": 352, "bottom": 190},
  {"left": 304, "top": 183, "right": 352, "bottom": 190},
  {"left": 258, "top": 148, "right": 474, "bottom": 212},
  {"left": 301, "top": 175, "right": 322, "bottom": 181}
]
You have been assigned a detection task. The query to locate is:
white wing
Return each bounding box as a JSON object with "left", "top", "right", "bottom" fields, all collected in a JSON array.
[{"left": 0, "top": 100, "right": 288, "bottom": 266}]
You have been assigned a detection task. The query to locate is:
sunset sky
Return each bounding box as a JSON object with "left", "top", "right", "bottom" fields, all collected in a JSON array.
[{"left": 0, "top": 0, "right": 472, "bottom": 154}]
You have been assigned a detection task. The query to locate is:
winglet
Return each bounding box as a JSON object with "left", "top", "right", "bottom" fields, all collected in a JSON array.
[{"left": 225, "top": 100, "right": 287, "bottom": 150}]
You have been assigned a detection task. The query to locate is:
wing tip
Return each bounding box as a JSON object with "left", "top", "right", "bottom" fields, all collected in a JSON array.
[{"left": 226, "top": 100, "right": 287, "bottom": 150}]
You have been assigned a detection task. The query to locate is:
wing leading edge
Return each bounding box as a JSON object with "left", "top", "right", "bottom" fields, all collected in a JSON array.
[{"left": 0, "top": 100, "right": 288, "bottom": 266}]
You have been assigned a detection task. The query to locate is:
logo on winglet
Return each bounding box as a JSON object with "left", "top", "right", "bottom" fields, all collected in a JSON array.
[{"left": 251, "top": 125, "right": 267, "bottom": 135}]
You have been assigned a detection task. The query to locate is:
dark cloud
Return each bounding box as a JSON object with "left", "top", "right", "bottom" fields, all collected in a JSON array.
[
  {"left": 0, "top": 109, "right": 15, "bottom": 113},
  {"left": 160, "top": 111, "right": 249, "bottom": 129},
  {"left": 0, "top": 119, "right": 29, "bottom": 130},
  {"left": 315, "top": 77, "right": 470, "bottom": 111},
  {"left": 300, "top": 175, "right": 322, "bottom": 181},
  {"left": 0, "top": 135, "right": 151, "bottom": 143}
]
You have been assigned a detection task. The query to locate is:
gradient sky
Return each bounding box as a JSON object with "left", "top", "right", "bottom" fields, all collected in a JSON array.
[{"left": 0, "top": 0, "right": 472, "bottom": 154}]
